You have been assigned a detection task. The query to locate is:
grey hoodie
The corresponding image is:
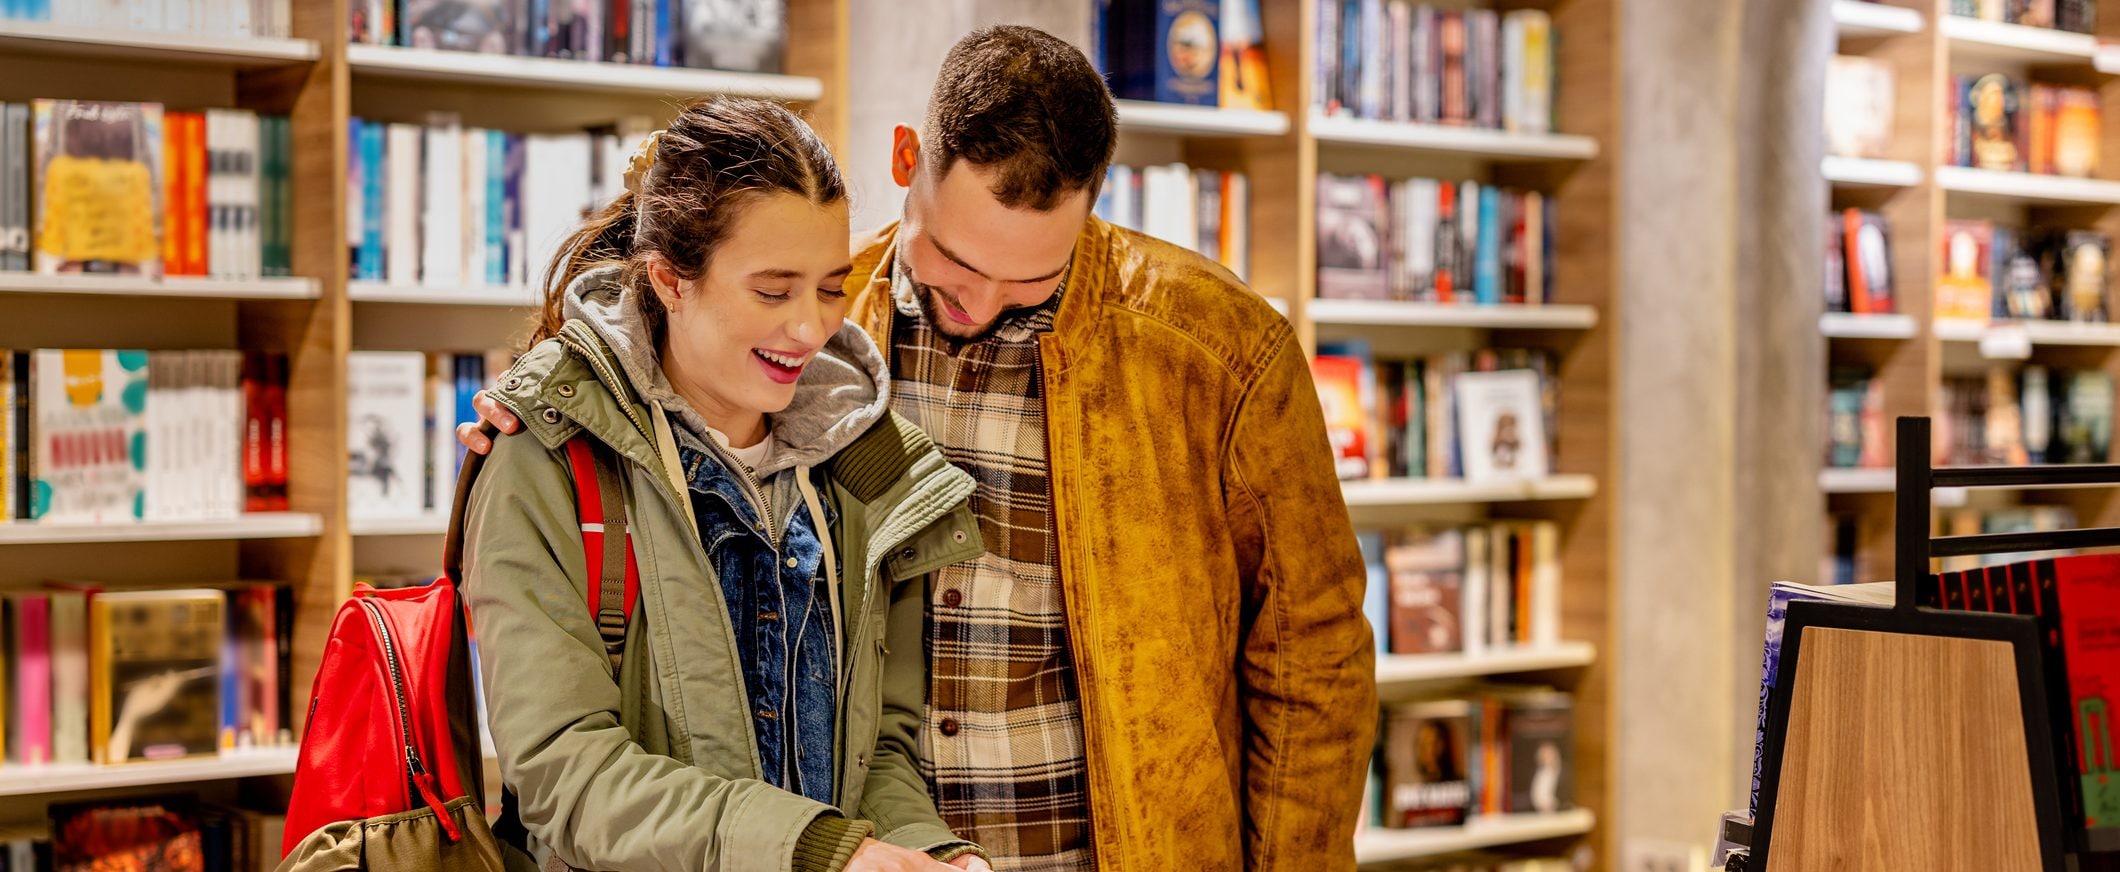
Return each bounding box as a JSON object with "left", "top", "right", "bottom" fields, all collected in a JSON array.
[{"left": 561, "top": 265, "right": 890, "bottom": 528}]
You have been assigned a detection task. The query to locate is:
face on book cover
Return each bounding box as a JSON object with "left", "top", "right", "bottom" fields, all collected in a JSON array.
[
  {"left": 894, "top": 127, "right": 1087, "bottom": 341},
  {"left": 650, "top": 192, "right": 852, "bottom": 442}
]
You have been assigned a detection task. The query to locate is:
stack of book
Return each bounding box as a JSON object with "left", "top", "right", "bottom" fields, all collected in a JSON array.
[
  {"left": 0, "top": 0, "right": 293, "bottom": 39},
  {"left": 1318, "top": 174, "right": 1554, "bottom": 305},
  {"left": 1313, "top": 342, "right": 1559, "bottom": 483},
  {"left": 0, "top": 100, "right": 293, "bottom": 281},
  {"left": 1095, "top": 162, "right": 1249, "bottom": 280},
  {"left": 1825, "top": 365, "right": 1886, "bottom": 470},
  {"left": 1313, "top": 2, "right": 1554, "bottom": 134},
  {"left": 347, "top": 350, "right": 515, "bottom": 521},
  {"left": 1366, "top": 688, "right": 1577, "bottom": 830},
  {"left": 348, "top": 114, "right": 648, "bottom": 293},
  {"left": 1936, "top": 219, "right": 2109, "bottom": 322},
  {"left": 1824, "top": 209, "right": 1895, "bottom": 316},
  {"left": 1947, "top": 75, "right": 2101, "bottom": 178},
  {"left": 2, "top": 582, "right": 297, "bottom": 769},
  {"left": 1, "top": 350, "right": 289, "bottom": 524},
  {"left": 353, "top": 0, "right": 788, "bottom": 74},
  {"left": 1092, "top": 0, "right": 1273, "bottom": 109},
  {"left": 1947, "top": 0, "right": 2095, "bottom": 33},
  {"left": 1356, "top": 523, "right": 1563, "bottom": 661},
  {"left": 1936, "top": 365, "right": 2111, "bottom": 467}
]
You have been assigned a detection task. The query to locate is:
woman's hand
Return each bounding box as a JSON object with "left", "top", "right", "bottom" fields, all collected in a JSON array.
[
  {"left": 457, "top": 391, "right": 521, "bottom": 455},
  {"left": 843, "top": 839, "right": 959, "bottom": 872}
]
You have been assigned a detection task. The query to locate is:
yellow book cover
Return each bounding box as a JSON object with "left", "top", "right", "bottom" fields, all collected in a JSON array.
[
  {"left": 1217, "top": 0, "right": 1272, "bottom": 111},
  {"left": 90, "top": 589, "right": 222, "bottom": 764},
  {"left": 1937, "top": 219, "right": 1994, "bottom": 320}
]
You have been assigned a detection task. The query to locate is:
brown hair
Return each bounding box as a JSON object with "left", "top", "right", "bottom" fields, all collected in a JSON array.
[
  {"left": 531, "top": 97, "right": 846, "bottom": 345},
  {"left": 923, "top": 25, "right": 1118, "bottom": 211}
]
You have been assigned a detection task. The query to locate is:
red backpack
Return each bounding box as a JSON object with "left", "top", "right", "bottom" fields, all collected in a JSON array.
[{"left": 278, "top": 429, "right": 638, "bottom": 870}]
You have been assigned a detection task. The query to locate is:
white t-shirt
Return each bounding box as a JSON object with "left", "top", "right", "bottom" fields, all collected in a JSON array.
[{"left": 709, "top": 426, "right": 772, "bottom": 473}]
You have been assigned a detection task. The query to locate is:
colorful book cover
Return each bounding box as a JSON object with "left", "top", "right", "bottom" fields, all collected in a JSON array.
[
  {"left": 359, "top": 121, "right": 385, "bottom": 282},
  {"left": 679, "top": 0, "right": 785, "bottom": 73},
  {"left": 1501, "top": 691, "right": 1574, "bottom": 814},
  {"left": 1845, "top": 210, "right": 1893, "bottom": 315},
  {"left": 403, "top": 0, "right": 511, "bottom": 52},
  {"left": 9, "top": 593, "right": 52, "bottom": 765},
  {"left": 32, "top": 100, "right": 162, "bottom": 277},
  {"left": 2061, "top": 371, "right": 2113, "bottom": 464},
  {"left": 1969, "top": 73, "right": 2025, "bottom": 173},
  {"left": 2054, "top": 86, "right": 2099, "bottom": 179},
  {"left": 1316, "top": 173, "right": 1390, "bottom": 300},
  {"left": 1453, "top": 369, "right": 1548, "bottom": 483},
  {"left": 486, "top": 130, "right": 507, "bottom": 286},
  {"left": 1996, "top": 225, "right": 2049, "bottom": 320},
  {"left": 90, "top": 590, "right": 223, "bottom": 764},
  {"left": 31, "top": 350, "right": 148, "bottom": 523},
  {"left": 1311, "top": 354, "right": 1371, "bottom": 480},
  {"left": 1112, "top": 0, "right": 1220, "bottom": 105},
  {"left": 1384, "top": 529, "right": 1465, "bottom": 655},
  {"left": 1938, "top": 219, "right": 1994, "bottom": 320},
  {"left": 1384, "top": 700, "right": 1475, "bottom": 828},
  {"left": 2058, "top": 230, "right": 2109, "bottom": 322},
  {"left": 1474, "top": 184, "right": 1501, "bottom": 304}
]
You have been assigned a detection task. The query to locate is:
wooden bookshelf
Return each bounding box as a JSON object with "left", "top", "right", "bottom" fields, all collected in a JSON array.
[
  {"left": 1833, "top": 0, "right": 1926, "bottom": 38},
  {"left": 1115, "top": 100, "right": 1290, "bottom": 137},
  {"left": 1822, "top": 155, "right": 1925, "bottom": 188},
  {"left": 347, "top": 281, "right": 537, "bottom": 307},
  {"left": 1354, "top": 810, "right": 1597, "bottom": 864},
  {"left": 0, "top": 20, "right": 318, "bottom": 66},
  {"left": 345, "top": 44, "right": 824, "bottom": 101},
  {"left": 0, "top": 749, "right": 302, "bottom": 799},
  {"left": 1375, "top": 642, "right": 1597, "bottom": 686},
  {"left": 0, "top": 274, "right": 320, "bottom": 300}
]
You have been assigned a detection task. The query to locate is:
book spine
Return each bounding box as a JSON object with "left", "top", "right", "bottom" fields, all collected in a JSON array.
[
  {"left": 422, "top": 120, "right": 463, "bottom": 288},
  {"left": 12, "top": 351, "right": 27, "bottom": 522},
  {"left": 487, "top": 130, "right": 506, "bottom": 286},
  {"left": 654, "top": 0, "right": 673, "bottom": 67},
  {"left": 361, "top": 123, "right": 385, "bottom": 282},
  {"left": 348, "top": 118, "right": 364, "bottom": 278},
  {"left": 1474, "top": 185, "right": 1500, "bottom": 304},
  {"left": 386, "top": 123, "right": 421, "bottom": 286},
  {"left": 15, "top": 595, "right": 51, "bottom": 764},
  {"left": 1, "top": 104, "right": 23, "bottom": 272},
  {"left": 1316, "top": 0, "right": 1338, "bottom": 113},
  {"left": 1462, "top": 527, "right": 1487, "bottom": 655},
  {"left": 49, "top": 591, "right": 85, "bottom": 764},
  {"left": 0, "top": 351, "right": 10, "bottom": 522}
]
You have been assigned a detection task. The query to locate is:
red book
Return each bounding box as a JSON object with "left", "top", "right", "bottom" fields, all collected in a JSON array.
[
  {"left": 266, "top": 355, "right": 288, "bottom": 510},
  {"left": 243, "top": 353, "right": 267, "bottom": 511},
  {"left": 1842, "top": 209, "right": 1872, "bottom": 315},
  {"left": 1435, "top": 183, "right": 1458, "bottom": 303},
  {"left": 185, "top": 113, "right": 209, "bottom": 277},
  {"left": 161, "top": 114, "right": 184, "bottom": 278}
]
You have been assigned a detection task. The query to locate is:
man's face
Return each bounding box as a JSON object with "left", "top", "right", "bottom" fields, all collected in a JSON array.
[{"left": 899, "top": 159, "right": 1090, "bottom": 340}]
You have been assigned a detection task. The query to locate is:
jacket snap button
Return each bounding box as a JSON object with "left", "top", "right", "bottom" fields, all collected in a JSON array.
[
  {"left": 540, "top": 408, "right": 561, "bottom": 425},
  {"left": 857, "top": 752, "right": 868, "bottom": 767},
  {"left": 942, "top": 589, "right": 963, "bottom": 608},
  {"left": 952, "top": 529, "right": 967, "bottom": 543},
  {"left": 938, "top": 718, "right": 960, "bottom": 737},
  {"left": 556, "top": 384, "right": 575, "bottom": 398},
  {"left": 785, "top": 556, "right": 798, "bottom": 568},
  {"left": 899, "top": 547, "right": 917, "bottom": 561},
  {"left": 505, "top": 377, "right": 522, "bottom": 390}
]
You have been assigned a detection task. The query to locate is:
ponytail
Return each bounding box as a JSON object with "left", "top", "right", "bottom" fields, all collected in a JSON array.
[{"left": 531, "top": 190, "right": 639, "bottom": 346}]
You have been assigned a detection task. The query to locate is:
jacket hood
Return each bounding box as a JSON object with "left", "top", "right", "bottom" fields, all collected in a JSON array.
[{"left": 561, "top": 265, "right": 891, "bottom": 476}]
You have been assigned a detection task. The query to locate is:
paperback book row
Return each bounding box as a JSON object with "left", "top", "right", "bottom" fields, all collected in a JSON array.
[
  {"left": 348, "top": 349, "right": 515, "bottom": 520},
  {"left": 1948, "top": 0, "right": 2096, "bottom": 33},
  {"left": 1089, "top": 0, "right": 1272, "bottom": 110},
  {"left": 1, "top": 582, "right": 296, "bottom": 770},
  {"left": 1357, "top": 523, "right": 1563, "bottom": 659},
  {"left": 1365, "top": 688, "right": 1577, "bottom": 830},
  {"left": 1314, "top": 342, "right": 1559, "bottom": 484},
  {"left": 352, "top": 0, "right": 787, "bottom": 74},
  {"left": 1318, "top": 174, "right": 1556, "bottom": 306},
  {"left": 1751, "top": 557, "right": 2118, "bottom": 849},
  {"left": 1093, "top": 163, "right": 1250, "bottom": 281},
  {"left": 348, "top": 114, "right": 648, "bottom": 293},
  {"left": 0, "top": 100, "right": 293, "bottom": 281},
  {"left": 1313, "top": 1, "right": 1555, "bottom": 135},
  {"left": 1822, "top": 209, "right": 1895, "bottom": 316},
  {"left": 0, "top": 0, "right": 291, "bottom": 38},
  {"left": 1949, "top": 74, "right": 2101, "bottom": 178},
  {"left": 1937, "top": 219, "right": 2110, "bottom": 323},
  {"left": 0, "top": 797, "right": 286, "bottom": 872},
  {"left": 2, "top": 350, "right": 291, "bottom": 524},
  {"left": 1935, "top": 365, "right": 2113, "bottom": 467}
]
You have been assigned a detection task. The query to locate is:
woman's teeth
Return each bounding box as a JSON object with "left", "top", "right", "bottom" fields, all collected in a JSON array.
[{"left": 756, "top": 349, "right": 803, "bottom": 368}]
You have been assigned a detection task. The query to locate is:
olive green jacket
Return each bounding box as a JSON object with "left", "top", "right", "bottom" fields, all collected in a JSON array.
[{"left": 464, "top": 319, "right": 984, "bottom": 872}]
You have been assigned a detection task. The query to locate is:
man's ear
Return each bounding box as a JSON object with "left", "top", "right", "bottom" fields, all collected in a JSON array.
[{"left": 890, "top": 125, "right": 921, "bottom": 188}]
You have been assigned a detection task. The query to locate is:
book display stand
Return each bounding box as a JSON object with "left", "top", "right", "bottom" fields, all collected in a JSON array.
[{"left": 1753, "top": 415, "right": 2094, "bottom": 871}]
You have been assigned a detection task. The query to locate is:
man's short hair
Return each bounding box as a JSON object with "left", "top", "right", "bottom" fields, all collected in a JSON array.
[{"left": 923, "top": 25, "right": 1119, "bottom": 211}]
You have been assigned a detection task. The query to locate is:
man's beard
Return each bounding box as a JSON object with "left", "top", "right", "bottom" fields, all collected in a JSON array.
[{"left": 912, "top": 279, "right": 1007, "bottom": 342}]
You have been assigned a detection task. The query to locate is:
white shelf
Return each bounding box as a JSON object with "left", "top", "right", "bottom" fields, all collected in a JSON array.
[
  {"left": 0, "top": 20, "right": 316, "bottom": 66},
  {"left": 1943, "top": 16, "right": 2097, "bottom": 63},
  {"left": 1821, "top": 155, "right": 1923, "bottom": 188},
  {"left": 1355, "top": 810, "right": 1596, "bottom": 865},
  {"left": 1820, "top": 312, "right": 1918, "bottom": 339},
  {"left": 349, "top": 281, "right": 538, "bottom": 307},
  {"left": 1934, "top": 318, "right": 2120, "bottom": 346},
  {"left": 0, "top": 513, "right": 323, "bottom": 545},
  {"left": 1309, "top": 299, "right": 1598, "bottom": 331},
  {"left": 1934, "top": 166, "right": 2120, "bottom": 205},
  {"left": 0, "top": 747, "right": 299, "bottom": 797},
  {"left": 1376, "top": 643, "right": 1596, "bottom": 686},
  {"left": 2097, "top": 42, "right": 2120, "bottom": 75},
  {"left": 1833, "top": 1, "right": 1925, "bottom": 38},
  {"left": 0, "top": 273, "right": 319, "bottom": 300},
  {"left": 351, "top": 514, "right": 450, "bottom": 537},
  {"left": 347, "top": 44, "right": 823, "bottom": 100},
  {"left": 1820, "top": 467, "right": 1897, "bottom": 494},
  {"left": 1309, "top": 113, "right": 1598, "bottom": 161},
  {"left": 1115, "top": 100, "right": 1289, "bottom": 137},
  {"left": 1342, "top": 476, "right": 1598, "bottom": 507}
]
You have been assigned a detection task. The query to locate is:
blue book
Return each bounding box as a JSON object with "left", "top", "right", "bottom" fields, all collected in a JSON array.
[
  {"left": 1110, "top": 0, "right": 1220, "bottom": 105},
  {"left": 347, "top": 118, "right": 363, "bottom": 276},
  {"left": 528, "top": 0, "right": 549, "bottom": 57},
  {"left": 1358, "top": 531, "right": 1389, "bottom": 655},
  {"left": 360, "top": 123, "right": 386, "bottom": 281},
  {"left": 486, "top": 130, "right": 506, "bottom": 286},
  {"left": 455, "top": 356, "right": 483, "bottom": 467},
  {"left": 504, "top": 133, "right": 525, "bottom": 287},
  {"left": 1089, "top": 0, "right": 1109, "bottom": 76},
  {"left": 655, "top": 0, "right": 674, "bottom": 67},
  {"left": 220, "top": 591, "right": 239, "bottom": 747},
  {"left": 1474, "top": 185, "right": 1501, "bottom": 304}
]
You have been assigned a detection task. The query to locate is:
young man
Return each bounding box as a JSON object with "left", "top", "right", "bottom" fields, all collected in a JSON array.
[{"left": 466, "top": 26, "right": 1375, "bottom": 870}]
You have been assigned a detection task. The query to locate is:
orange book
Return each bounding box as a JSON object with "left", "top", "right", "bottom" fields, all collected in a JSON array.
[
  {"left": 1515, "top": 525, "right": 1533, "bottom": 644},
  {"left": 185, "top": 113, "right": 209, "bottom": 276},
  {"left": 2054, "top": 86, "right": 2100, "bottom": 178},
  {"left": 1843, "top": 209, "right": 1872, "bottom": 314},
  {"left": 2029, "top": 84, "right": 2056, "bottom": 176},
  {"left": 162, "top": 114, "right": 183, "bottom": 276}
]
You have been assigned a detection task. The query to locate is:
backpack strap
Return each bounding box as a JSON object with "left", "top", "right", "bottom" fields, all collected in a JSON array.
[{"left": 563, "top": 435, "right": 638, "bottom": 679}]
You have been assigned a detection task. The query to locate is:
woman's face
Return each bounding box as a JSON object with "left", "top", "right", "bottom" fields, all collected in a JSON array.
[{"left": 652, "top": 192, "right": 853, "bottom": 425}]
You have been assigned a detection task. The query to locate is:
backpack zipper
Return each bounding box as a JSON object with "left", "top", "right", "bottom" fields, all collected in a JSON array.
[{"left": 358, "top": 597, "right": 462, "bottom": 840}]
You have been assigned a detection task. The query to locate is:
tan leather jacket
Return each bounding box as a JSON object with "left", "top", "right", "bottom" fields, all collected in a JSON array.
[{"left": 849, "top": 217, "right": 1378, "bottom": 869}]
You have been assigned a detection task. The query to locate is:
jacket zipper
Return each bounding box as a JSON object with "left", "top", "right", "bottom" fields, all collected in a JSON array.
[{"left": 558, "top": 324, "right": 654, "bottom": 449}]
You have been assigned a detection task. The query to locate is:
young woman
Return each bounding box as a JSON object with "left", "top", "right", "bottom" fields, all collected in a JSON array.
[{"left": 463, "top": 98, "right": 984, "bottom": 872}]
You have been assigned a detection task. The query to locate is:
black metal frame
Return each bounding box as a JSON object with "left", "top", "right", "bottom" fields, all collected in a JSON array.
[{"left": 1750, "top": 416, "right": 2091, "bottom": 871}]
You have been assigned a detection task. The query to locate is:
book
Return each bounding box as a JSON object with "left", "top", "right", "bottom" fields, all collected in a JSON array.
[
  {"left": 2055, "top": 230, "right": 2109, "bottom": 322},
  {"left": 1453, "top": 369, "right": 1548, "bottom": 483},
  {"left": 32, "top": 100, "right": 163, "bottom": 277},
  {"left": 1938, "top": 219, "right": 1995, "bottom": 320},
  {"left": 1501, "top": 10, "right": 1551, "bottom": 135},
  {"left": 51, "top": 800, "right": 203, "bottom": 870},
  {"left": 677, "top": 0, "right": 784, "bottom": 73},
  {"left": 348, "top": 351, "right": 427, "bottom": 519},
  {"left": 2051, "top": 86, "right": 2099, "bottom": 178},
  {"left": 1218, "top": 0, "right": 1271, "bottom": 110},
  {"left": 1359, "top": 531, "right": 1390, "bottom": 660},
  {"left": 1108, "top": 0, "right": 1221, "bottom": 106},
  {"left": 31, "top": 350, "right": 149, "bottom": 524},
  {"left": 402, "top": 0, "right": 512, "bottom": 52},
  {"left": 1383, "top": 700, "right": 1475, "bottom": 828},
  {"left": 7, "top": 593, "right": 52, "bottom": 765},
  {"left": 1, "top": 103, "right": 29, "bottom": 272},
  {"left": 90, "top": 589, "right": 223, "bottom": 764},
  {"left": 1317, "top": 173, "right": 1390, "bottom": 300},
  {"left": 1968, "top": 73, "right": 2025, "bottom": 172},
  {"left": 1498, "top": 691, "right": 1573, "bottom": 814},
  {"left": 1825, "top": 55, "right": 1894, "bottom": 159},
  {"left": 1842, "top": 209, "right": 1893, "bottom": 315},
  {"left": 1384, "top": 529, "right": 1465, "bottom": 655},
  {"left": 1313, "top": 353, "right": 1372, "bottom": 480},
  {"left": 1748, "top": 581, "right": 1897, "bottom": 818},
  {"left": 49, "top": 589, "right": 87, "bottom": 764}
]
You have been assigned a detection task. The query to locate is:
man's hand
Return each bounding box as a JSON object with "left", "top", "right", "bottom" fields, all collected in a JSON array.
[
  {"left": 946, "top": 855, "right": 992, "bottom": 871},
  {"left": 456, "top": 391, "right": 522, "bottom": 456},
  {"left": 844, "top": 839, "right": 958, "bottom": 871}
]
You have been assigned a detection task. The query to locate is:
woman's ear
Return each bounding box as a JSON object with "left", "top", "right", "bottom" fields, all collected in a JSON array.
[
  {"left": 890, "top": 125, "right": 920, "bottom": 188},
  {"left": 646, "top": 259, "right": 683, "bottom": 310}
]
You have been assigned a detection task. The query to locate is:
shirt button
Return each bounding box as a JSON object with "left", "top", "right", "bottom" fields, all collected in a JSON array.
[
  {"left": 785, "top": 556, "right": 799, "bottom": 568},
  {"left": 760, "top": 611, "right": 779, "bottom": 622},
  {"left": 939, "top": 718, "right": 960, "bottom": 737},
  {"left": 941, "top": 589, "right": 963, "bottom": 608}
]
